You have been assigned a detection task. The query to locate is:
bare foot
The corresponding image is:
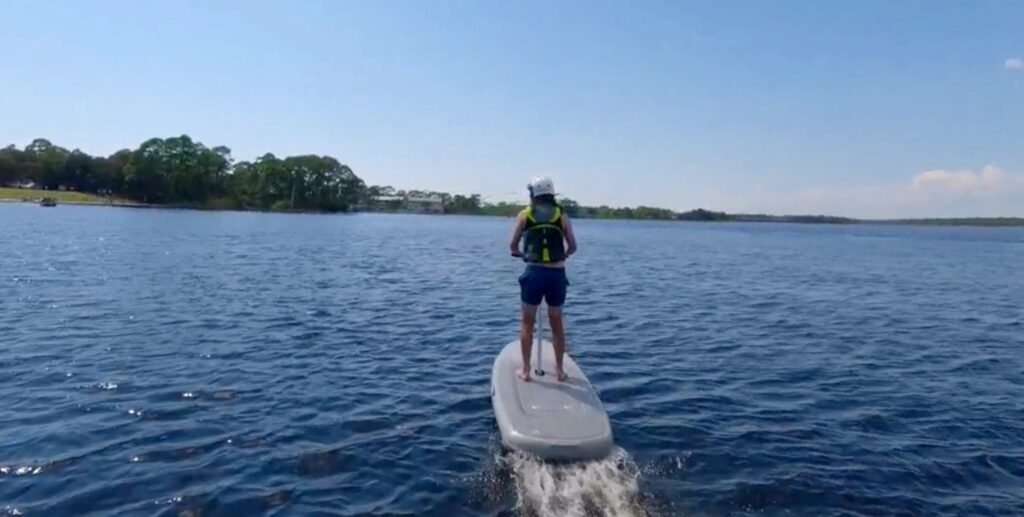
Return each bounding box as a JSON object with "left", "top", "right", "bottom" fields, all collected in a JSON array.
[
  {"left": 556, "top": 369, "right": 568, "bottom": 382},
  {"left": 517, "top": 369, "right": 531, "bottom": 382}
]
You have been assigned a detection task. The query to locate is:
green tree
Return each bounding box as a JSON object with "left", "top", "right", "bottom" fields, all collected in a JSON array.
[
  {"left": 98, "top": 149, "right": 131, "bottom": 194},
  {"left": 251, "top": 153, "right": 290, "bottom": 208},
  {"left": 480, "top": 201, "right": 523, "bottom": 217},
  {"left": 446, "top": 194, "right": 482, "bottom": 214},
  {"left": 24, "top": 138, "right": 70, "bottom": 189},
  {"left": 0, "top": 145, "right": 23, "bottom": 185},
  {"left": 60, "top": 150, "right": 100, "bottom": 191},
  {"left": 121, "top": 135, "right": 232, "bottom": 204},
  {"left": 281, "top": 155, "right": 364, "bottom": 211},
  {"left": 123, "top": 137, "right": 170, "bottom": 202},
  {"left": 559, "top": 197, "right": 580, "bottom": 217},
  {"left": 227, "top": 160, "right": 258, "bottom": 208},
  {"left": 2, "top": 135, "right": 367, "bottom": 211}
]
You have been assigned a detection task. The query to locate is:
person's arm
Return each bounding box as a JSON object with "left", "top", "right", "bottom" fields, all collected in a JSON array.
[
  {"left": 562, "top": 213, "right": 577, "bottom": 257},
  {"left": 509, "top": 211, "right": 527, "bottom": 255}
]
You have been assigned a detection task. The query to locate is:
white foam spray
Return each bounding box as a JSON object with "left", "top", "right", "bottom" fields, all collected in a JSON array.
[{"left": 502, "top": 446, "right": 651, "bottom": 517}]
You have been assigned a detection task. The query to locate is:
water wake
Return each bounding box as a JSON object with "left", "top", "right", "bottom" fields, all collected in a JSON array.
[{"left": 504, "top": 447, "right": 651, "bottom": 517}]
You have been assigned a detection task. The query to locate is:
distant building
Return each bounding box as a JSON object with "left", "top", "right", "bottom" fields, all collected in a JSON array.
[
  {"left": 4, "top": 180, "right": 37, "bottom": 189},
  {"left": 372, "top": 195, "right": 405, "bottom": 204},
  {"left": 405, "top": 196, "right": 444, "bottom": 214},
  {"left": 365, "top": 194, "right": 444, "bottom": 214},
  {"left": 363, "top": 195, "right": 403, "bottom": 212}
]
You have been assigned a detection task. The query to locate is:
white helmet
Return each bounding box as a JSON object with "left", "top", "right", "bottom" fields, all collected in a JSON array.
[{"left": 527, "top": 176, "right": 555, "bottom": 198}]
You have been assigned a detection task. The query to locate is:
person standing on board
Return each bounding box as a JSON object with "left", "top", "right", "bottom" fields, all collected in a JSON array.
[{"left": 508, "top": 176, "right": 577, "bottom": 382}]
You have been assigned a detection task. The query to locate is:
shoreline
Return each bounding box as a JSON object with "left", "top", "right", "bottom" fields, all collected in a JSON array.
[{"left": 3, "top": 197, "right": 1022, "bottom": 227}]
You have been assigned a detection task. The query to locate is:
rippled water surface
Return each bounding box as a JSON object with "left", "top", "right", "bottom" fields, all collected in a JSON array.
[{"left": 2, "top": 204, "right": 1023, "bottom": 516}]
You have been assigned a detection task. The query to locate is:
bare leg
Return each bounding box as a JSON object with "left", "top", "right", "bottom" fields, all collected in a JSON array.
[
  {"left": 518, "top": 304, "right": 537, "bottom": 381},
  {"left": 548, "top": 306, "right": 568, "bottom": 381}
]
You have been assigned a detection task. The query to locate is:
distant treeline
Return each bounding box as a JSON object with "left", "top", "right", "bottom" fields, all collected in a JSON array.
[
  {"left": 674, "top": 209, "right": 855, "bottom": 224},
  {"left": 0, "top": 136, "right": 677, "bottom": 218},
  {"left": 732, "top": 213, "right": 858, "bottom": 224},
  {"left": 0, "top": 136, "right": 364, "bottom": 212},
  {"left": 358, "top": 185, "right": 679, "bottom": 219},
  {"left": 876, "top": 218, "right": 1024, "bottom": 227},
  {"left": 2, "top": 136, "right": 1021, "bottom": 226},
  {"left": 673, "top": 210, "right": 1023, "bottom": 226}
]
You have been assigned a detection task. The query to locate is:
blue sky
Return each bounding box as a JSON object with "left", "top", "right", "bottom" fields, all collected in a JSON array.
[{"left": 2, "top": 0, "right": 1022, "bottom": 217}]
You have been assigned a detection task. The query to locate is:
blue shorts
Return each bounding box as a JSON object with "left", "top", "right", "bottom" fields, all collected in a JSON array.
[{"left": 519, "top": 266, "right": 569, "bottom": 307}]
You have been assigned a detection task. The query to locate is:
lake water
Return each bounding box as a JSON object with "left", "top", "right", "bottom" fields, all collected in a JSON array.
[{"left": 1, "top": 204, "right": 1022, "bottom": 517}]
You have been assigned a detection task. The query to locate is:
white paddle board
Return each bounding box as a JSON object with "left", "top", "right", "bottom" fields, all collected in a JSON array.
[{"left": 491, "top": 330, "right": 614, "bottom": 461}]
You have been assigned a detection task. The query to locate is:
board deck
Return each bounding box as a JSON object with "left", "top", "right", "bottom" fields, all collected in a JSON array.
[{"left": 491, "top": 338, "right": 614, "bottom": 461}]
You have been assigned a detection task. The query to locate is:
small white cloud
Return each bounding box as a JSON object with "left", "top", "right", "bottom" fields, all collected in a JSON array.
[
  {"left": 1006, "top": 57, "right": 1024, "bottom": 69},
  {"left": 771, "top": 166, "right": 1024, "bottom": 218},
  {"left": 913, "top": 165, "right": 1009, "bottom": 194}
]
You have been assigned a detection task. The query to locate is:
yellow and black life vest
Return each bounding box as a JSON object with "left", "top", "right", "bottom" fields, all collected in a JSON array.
[{"left": 522, "top": 204, "right": 566, "bottom": 263}]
